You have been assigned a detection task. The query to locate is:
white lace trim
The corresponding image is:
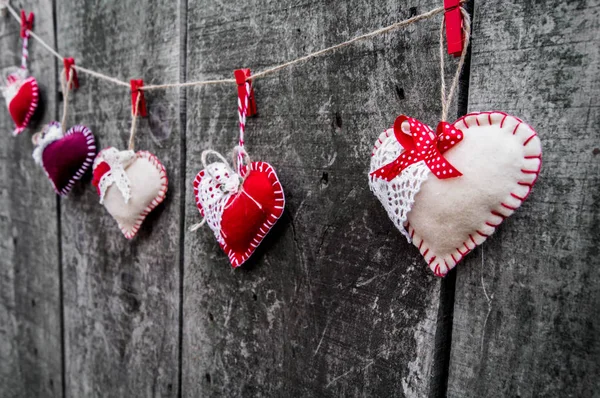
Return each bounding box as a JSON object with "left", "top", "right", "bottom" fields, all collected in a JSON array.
[
  {"left": 32, "top": 122, "right": 63, "bottom": 166},
  {"left": 369, "top": 128, "right": 430, "bottom": 242},
  {"left": 2, "top": 69, "right": 27, "bottom": 105},
  {"left": 94, "top": 148, "right": 136, "bottom": 204},
  {"left": 195, "top": 162, "right": 242, "bottom": 245}
]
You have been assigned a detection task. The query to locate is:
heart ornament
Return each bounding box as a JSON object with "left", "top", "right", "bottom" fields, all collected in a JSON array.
[
  {"left": 369, "top": 111, "right": 542, "bottom": 276},
  {"left": 92, "top": 147, "right": 168, "bottom": 239},
  {"left": 2, "top": 71, "right": 39, "bottom": 136},
  {"left": 193, "top": 159, "right": 285, "bottom": 267},
  {"left": 33, "top": 121, "right": 96, "bottom": 195}
]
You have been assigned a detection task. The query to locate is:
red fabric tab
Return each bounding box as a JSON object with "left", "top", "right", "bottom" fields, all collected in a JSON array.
[
  {"left": 20, "top": 10, "right": 34, "bottom": 38},
  {"left": 130, "top": 79, "right": 147, "bottom": 117},
  {"left": 92, "top": 161, "right": 111, "bottom": 194},
  {"left": 63, "top": 58, "right": 79, "bottom": 89}
]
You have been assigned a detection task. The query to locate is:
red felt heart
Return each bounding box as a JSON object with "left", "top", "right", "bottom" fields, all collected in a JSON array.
[
  {"left": 5, "top": 76, "right": 39, "bottom": 136},
  {"left": 193, "top": 161, "right": 285, "bottom": 267},
  {"left": 35, "top": 123, "right": 96, "bottom": 195}
]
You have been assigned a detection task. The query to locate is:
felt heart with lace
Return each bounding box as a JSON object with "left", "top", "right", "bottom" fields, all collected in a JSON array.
[
  {"left": 369, "top": 111, "right": 542, "bottom": 276},
  {"left": 92, "top": 148, "right": 168, "bottom": 239},
  {"left": 193, "top": 157, "right": 285, "bottom": 267},
  {"left": 33, "top": 122, "right": 96, "bottom": 195}
]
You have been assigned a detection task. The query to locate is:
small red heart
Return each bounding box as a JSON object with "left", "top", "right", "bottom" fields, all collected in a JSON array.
[
  {"left": 194, "top": 161, "right": 285, "bottom": 267},
  {"left": 35, "top": 123, "right": 96, "bottom": 195},
  {"left": 5, "top": 76, "right": 39, "bottom": 136}
]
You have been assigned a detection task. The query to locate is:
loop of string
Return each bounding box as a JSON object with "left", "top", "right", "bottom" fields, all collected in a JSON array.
[
  {"left": 128, "top": 92, "right": 142, "bottom": 151},
  {"left": 439, "top": 6, "right": 471, "bottom": 122},
  {"left": 59, "top": 68, "right": 74, "bottom": 131}
]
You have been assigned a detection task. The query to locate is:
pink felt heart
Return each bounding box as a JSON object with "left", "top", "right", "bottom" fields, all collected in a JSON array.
[
  {"left": 33, "top": 122, "right": 96, "bottom": 195},
  {"left": 92, "top": 148, "right": 168, "bottom": 239},
  {"left": 193, "top": 161, "right": 285, "bottom": 267},
  {"left": 369, "top": 111, "right": 542, "bottom": 276}
]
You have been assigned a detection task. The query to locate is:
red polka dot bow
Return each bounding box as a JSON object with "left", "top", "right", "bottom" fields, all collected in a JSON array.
[{"left": 370, "top": 115, "right": 464, "bottom": 181}]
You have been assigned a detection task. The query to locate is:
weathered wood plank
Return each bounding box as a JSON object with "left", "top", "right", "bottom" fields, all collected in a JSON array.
[
  {"left": 448, "top": 1, "right": 600, "bottom": 397},
  {"left": 55, "top": 0, "right": 183, "bottom": 396},
  {"left": 0, "top": 1, "right": 62, "bottom": 397},
  {"left": 183, "top": 1, "right": 458, "bottom": 396}
]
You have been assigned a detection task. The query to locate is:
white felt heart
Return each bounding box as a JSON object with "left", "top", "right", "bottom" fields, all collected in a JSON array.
[
  {"left": 93, "top": 148, "right": 168, "bottom": 239},
  {"left": 369, "top": 111, "right": 542, "bottom": 276}
]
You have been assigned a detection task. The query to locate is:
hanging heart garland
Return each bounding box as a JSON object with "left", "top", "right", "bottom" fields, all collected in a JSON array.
[
  {"left": 369, "top": 112, "right": 542, "bottom": 276},
  {"left": 92, "top": 147, "right": 168, "bottom": 239},
  {"left": 2, "top": 11, "right": 38, "bottom": 136},
  {"left": 32, "top": 121, "right": 96, "bottom": 195},
  {"left": 191, "top": 69, "right": 285, "bottom": 268}
]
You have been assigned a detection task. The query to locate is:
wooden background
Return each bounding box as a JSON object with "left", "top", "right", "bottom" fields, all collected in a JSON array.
[{"left": 0, "top": 0, "right": 598, "bottom": 397}]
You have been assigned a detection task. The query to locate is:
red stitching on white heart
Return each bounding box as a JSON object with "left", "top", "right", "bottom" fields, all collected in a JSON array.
[
  {"left": 119, "top": 151, "right": 168, "bottom": 239},
  {"left": 402, "top": 111, "right": 542, "bottom": 276},
  {"left": 523, "top": 134, "right": 537, "bottom": 146}
]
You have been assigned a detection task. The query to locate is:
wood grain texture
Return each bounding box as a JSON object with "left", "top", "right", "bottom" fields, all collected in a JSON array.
[
  {"left": 55, "top": 0, "right": 182, "bottom": 396},
  {"left": 0, "top": 1, "right": 62, "bottom": 397},
  {"left": 448, "top": 1, "right": 600, "bottom": 397},
  {"left": 183, "top": 1, "right": 458, "bottom": 396}
]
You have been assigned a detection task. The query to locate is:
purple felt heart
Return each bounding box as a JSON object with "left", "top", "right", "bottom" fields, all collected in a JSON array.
[{"left": 41, "top": 125, "right": 96, "bottom": 195}]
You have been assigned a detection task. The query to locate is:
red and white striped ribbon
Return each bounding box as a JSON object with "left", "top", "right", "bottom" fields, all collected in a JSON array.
[
  {"left": 21, "top": 30, "right": 29, "bottom": 70},
  {"left": 236, "top": 81, "right": 250, "bottom": 175}
]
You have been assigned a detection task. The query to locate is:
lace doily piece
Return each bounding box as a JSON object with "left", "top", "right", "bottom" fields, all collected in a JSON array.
[
  {"left": 32, "top": 122, "right": 63, "bottom": 166},
  {"left": 94, "top": 148, "right": 136, "bottom": 204},
  {"left": 195, "top": 162, "right": 241, "bottom": 245},
  {"left": 369, "top": 128, "right": 430, "bottom": 241}
]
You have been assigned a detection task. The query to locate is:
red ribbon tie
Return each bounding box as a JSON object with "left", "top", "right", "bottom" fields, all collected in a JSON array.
[{"left": 370, "top": 115, "right": 464, "bottom": 182}]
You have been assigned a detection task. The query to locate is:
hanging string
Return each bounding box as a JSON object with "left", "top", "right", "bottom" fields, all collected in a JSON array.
[
  {"left": 128, "top": 93, "right": 142, "bottom": 151},
  {"left": 236, "top": 81, "right": 251, "bottom": 175},
  {"left": 20, "top": 18, "right": 29, "bottom": 70},
  {"left": 5, "top": 2, "right": 452, "bottom": 91},
  {"left": 59, "top": 68, "right": 74, "bottom": 131},
  {"left": 439, "top": 7, "right": 471, "bottom": 122}
]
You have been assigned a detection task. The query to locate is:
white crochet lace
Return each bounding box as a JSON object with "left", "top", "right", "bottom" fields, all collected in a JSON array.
[
  {"left": 94, "top": 148, "right": 136, "bottom": 204},
  {"left": 2, "top": 68, "right": 27, "bottom": 104},
  {"left": 369, "top": 128, "right": 430, "bottom": 241},
  {"left": 32, "top": 122, "right": 63, "bottom": 166},
  {"left": 195, "top": 162, "right": 242, "bottom": 245}
]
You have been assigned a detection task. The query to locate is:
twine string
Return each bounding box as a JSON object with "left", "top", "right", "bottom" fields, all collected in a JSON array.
[
  {"left": 6, "top": 2, "right": 449, "bottom": 91},
  {"left": 128, "top": 92, "right": 142, "bottom": 151},
  {"left": 60, "top": 68, "right": 74, "bottom": 131},
  {"left": 439, "top": 7, "right": 471, "bottom": 122}
]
